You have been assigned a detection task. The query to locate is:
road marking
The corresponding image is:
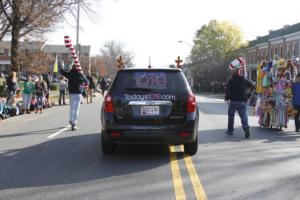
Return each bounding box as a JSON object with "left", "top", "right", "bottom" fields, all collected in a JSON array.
[
  {"left": 180, "top": 145, "right": 208, "bottom": 200},
  {"left": 169, "top": 145, "right": 186, "bottom": 200},
  {"left": 47, "top": 126, "right": 70, "bottom": 139},
  {"left": 169, "top": 145, "right": 207, "bottom": 200}
]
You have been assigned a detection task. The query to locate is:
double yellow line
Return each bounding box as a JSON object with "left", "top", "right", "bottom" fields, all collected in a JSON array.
[{"left": 169, "top": 145, "right": 207, "bottom": 200}]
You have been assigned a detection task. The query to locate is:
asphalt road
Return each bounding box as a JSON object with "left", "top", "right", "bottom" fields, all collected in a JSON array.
[{"left": 0, "top": 93, "right": 300, "bottom": 200}]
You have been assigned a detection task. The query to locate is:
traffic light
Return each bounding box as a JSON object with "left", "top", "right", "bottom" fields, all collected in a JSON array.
[
  {"left": 116, "top": 56, "right": 124, "bottom": 70},
  {"left": 175, "top": 56, "right": 183, "bottom": 68}
]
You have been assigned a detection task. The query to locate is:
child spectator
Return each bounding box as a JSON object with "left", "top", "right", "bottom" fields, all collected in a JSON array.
[{"left": 30, "top": 96, "right": 37, "bottom": 111}]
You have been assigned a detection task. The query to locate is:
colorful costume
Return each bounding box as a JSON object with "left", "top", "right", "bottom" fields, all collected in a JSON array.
[{"left": 255, "top": 58, "right": 297, "bottom": 129}]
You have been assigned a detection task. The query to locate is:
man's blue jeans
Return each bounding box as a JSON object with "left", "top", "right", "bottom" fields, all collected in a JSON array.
[
  {"left": 69, "top": 94, "right": 81, "bottom": 125},
  {"left": 228, "top": 101, "right": 249, "bottom": 132}
]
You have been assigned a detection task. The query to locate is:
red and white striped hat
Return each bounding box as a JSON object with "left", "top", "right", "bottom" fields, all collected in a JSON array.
[
  {"left": 64, "top": 36, "right": 82, "bottom": 73},
  {"left": 229, "top": 57, "right": 247, "bottom": 77},
  {"left": 229, "top": 57, "right": 245, "bottom": 70}
]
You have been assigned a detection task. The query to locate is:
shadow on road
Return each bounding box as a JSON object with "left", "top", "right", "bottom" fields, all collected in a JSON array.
[
  {"left": 0, "top": 133, "right": 170, "bottom": 190},
  {"left": 196, "top": 127, "right": 300, "bottom": 200},
  {"left": 198, "top": 126, "right": 300, "bottom": 144},
  {"left": 0, "top": 127, "right": 66, "bottom": 139},
  {"left": 197, "top": 101, "right": 255, "bottom": 116}
]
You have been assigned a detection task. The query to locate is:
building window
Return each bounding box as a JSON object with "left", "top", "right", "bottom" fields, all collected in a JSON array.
[
  {"left": 0, "top": 48, "right": 4, "bottom": 55},
  {"left": 293, "top": 42, "right": 296, "bottom": 56},
  {"left": 275, "top": 48, "right": 278, "bottom": 56},
  {"left": 280, "top": 46, "right": 283, "bottom": 57}
]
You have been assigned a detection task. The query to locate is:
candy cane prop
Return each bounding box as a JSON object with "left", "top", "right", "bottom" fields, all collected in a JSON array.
[{"left": 64, "top": 36, "right": 82, "bottom": 73}]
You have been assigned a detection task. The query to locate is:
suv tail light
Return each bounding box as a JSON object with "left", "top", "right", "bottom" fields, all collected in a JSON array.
[
  {"left": 187, "top": 93, "right": 196, "bottom": 113},
  {"left": 104, "top": 94, "right": 114, "bottom": 112}
]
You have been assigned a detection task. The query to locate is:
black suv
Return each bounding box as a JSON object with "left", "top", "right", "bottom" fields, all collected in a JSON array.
[{"left": 101, "top": 68, "right": 199, "bottom": 155}]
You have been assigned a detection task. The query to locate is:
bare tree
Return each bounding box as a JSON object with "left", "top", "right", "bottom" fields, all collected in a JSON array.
[
  {"left": 99, "top": 41, "right": 134, "bottom": 78},
  {"left": 89, "top": 55, "right": 106, "bottom": 79},
  {"left": 0, "top": 0, "right": 90, "bottom": 76},
  {"left": 0, "top": 0, "right": 11, "bottom": 41},
  {"left": 19, "top": 48, "right": 52, "bottom": 75}
]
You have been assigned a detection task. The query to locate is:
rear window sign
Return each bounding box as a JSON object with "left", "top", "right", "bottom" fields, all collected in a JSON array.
[
  {"left": 133, "top": 72, "right": 167, "bottom": 89},
  {"left": 125, "top": 94, "right": 176, "bottom": 101}
]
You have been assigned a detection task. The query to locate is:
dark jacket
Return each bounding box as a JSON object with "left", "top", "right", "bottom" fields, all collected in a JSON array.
[
  {"left": 292, "top": 82, "right": 300, "bottom": 106},
  {"left": 35, "top": 81, "right": 47, "bottom": 96},
  {"left": 87, "top": 75, "right": 96, "bottom": 89},
  {"left": 60, "top": 68, "right": 89, "bottom": 94},
  {"left": 6, "top": 77, "right": 17, "bottom": 92},
  {"left": 225, "top": 74, "right": 253, "bottom": 102},
  {"left": 100, "top": 78, "right": 107, "bottom": 90}
]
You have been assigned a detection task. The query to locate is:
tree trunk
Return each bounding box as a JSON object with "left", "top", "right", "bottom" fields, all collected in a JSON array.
[{"left": 10, "top": 0, "right": 20, "bottom": 75}]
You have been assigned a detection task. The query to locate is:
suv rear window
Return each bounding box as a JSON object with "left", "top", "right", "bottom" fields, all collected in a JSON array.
[{"left": 111, "top": 70, "right": 189, "bottom": 93}]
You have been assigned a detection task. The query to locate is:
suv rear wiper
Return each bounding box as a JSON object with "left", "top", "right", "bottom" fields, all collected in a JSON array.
[{"left": 125, "top": 87, "right": 152, "bottom": 92}]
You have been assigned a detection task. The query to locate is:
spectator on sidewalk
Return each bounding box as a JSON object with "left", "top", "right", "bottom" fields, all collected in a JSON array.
[
  {"left": 5, "top": 71, "right": 17, "bottom": 106},
  {"left": 86, "top": 73, "right": 96, "bottom": 103},
  {"left": 99, "top": 77, "right": 107, "bottom": 96},
  {"left": 225, "top": 69, "right": 254, "bottom": 138},
  {"left": 44, "top": 71, "right": 52, "bottom": 91},
  {"left": 35, "top": 75, "right": 47, "bottom": 113},
  {"left": 45, "top": 72, "right": 52, "bottom": 107},
  {"left": 292, "top": 73, "right": 300, "bottom": 132},
  {"left": 22, "top": 75, "right": 35, "bottom": 114},
  {"left": 30, "top": 96, "right": 37, "bottom": 111},
  {"left": 59, "top": 76, "right": 68, "bottom": 105},
  {"left": 60, "top": 64, "right": 89, "bottom": 131}
]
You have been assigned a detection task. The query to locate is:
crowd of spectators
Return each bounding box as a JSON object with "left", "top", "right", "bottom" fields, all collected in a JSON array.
[{"left": 0, "top": 71, "right": 110, "bottom": 120}]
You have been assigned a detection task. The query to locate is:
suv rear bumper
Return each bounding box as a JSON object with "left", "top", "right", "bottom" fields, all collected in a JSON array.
[{"left": 101, "top": 120, "right": 198, "bottom": 145}]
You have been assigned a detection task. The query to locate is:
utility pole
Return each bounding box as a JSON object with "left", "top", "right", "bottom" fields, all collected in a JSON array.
[
  {"left": 76, "top": 2, "right": 80, "bottom": 55},
  {"left": 148, "top": 56, "right": 151, "bottom": 68}
]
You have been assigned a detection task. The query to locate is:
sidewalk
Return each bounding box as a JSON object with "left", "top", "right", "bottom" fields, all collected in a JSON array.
[
  {"left": 49, "top": 91, "right": 103, "bottom": 106},
  {"left": 196, "top": 92, "right": 225, "bottom": 99}
]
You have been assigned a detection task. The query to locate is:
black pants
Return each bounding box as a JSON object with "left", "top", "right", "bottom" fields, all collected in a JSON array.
[
  {"left": 294, "top": 105, "right": 300, "bottom": 131},
  {"left": 101, "top": 88, "right": 106, "bottom": 96},
  {"left": 59, "top": 90, "right": 66, "bottom": 105},
  {"left": 6, "top": 90, "right": 15, "bottom": 105}
]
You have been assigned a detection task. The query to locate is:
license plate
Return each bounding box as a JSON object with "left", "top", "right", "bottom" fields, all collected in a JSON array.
[{"left": 141, "top": 106, "right": 159, "bottom": 116}]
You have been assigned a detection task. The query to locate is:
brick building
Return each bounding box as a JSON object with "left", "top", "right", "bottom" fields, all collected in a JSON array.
[
  {"left": 43, "top": 44, "right": 90, "bottom": 73},
  {"left": 240, "top": 22, "right": 300, "bottom": 81},
  {"left": 0, "top": 41, "right": 90, "bottom": 74}
]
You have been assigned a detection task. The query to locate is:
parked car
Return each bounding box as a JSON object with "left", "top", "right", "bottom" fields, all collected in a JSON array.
[{"left": 101, "top": 68, "right": 199, "bottom": 155}]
